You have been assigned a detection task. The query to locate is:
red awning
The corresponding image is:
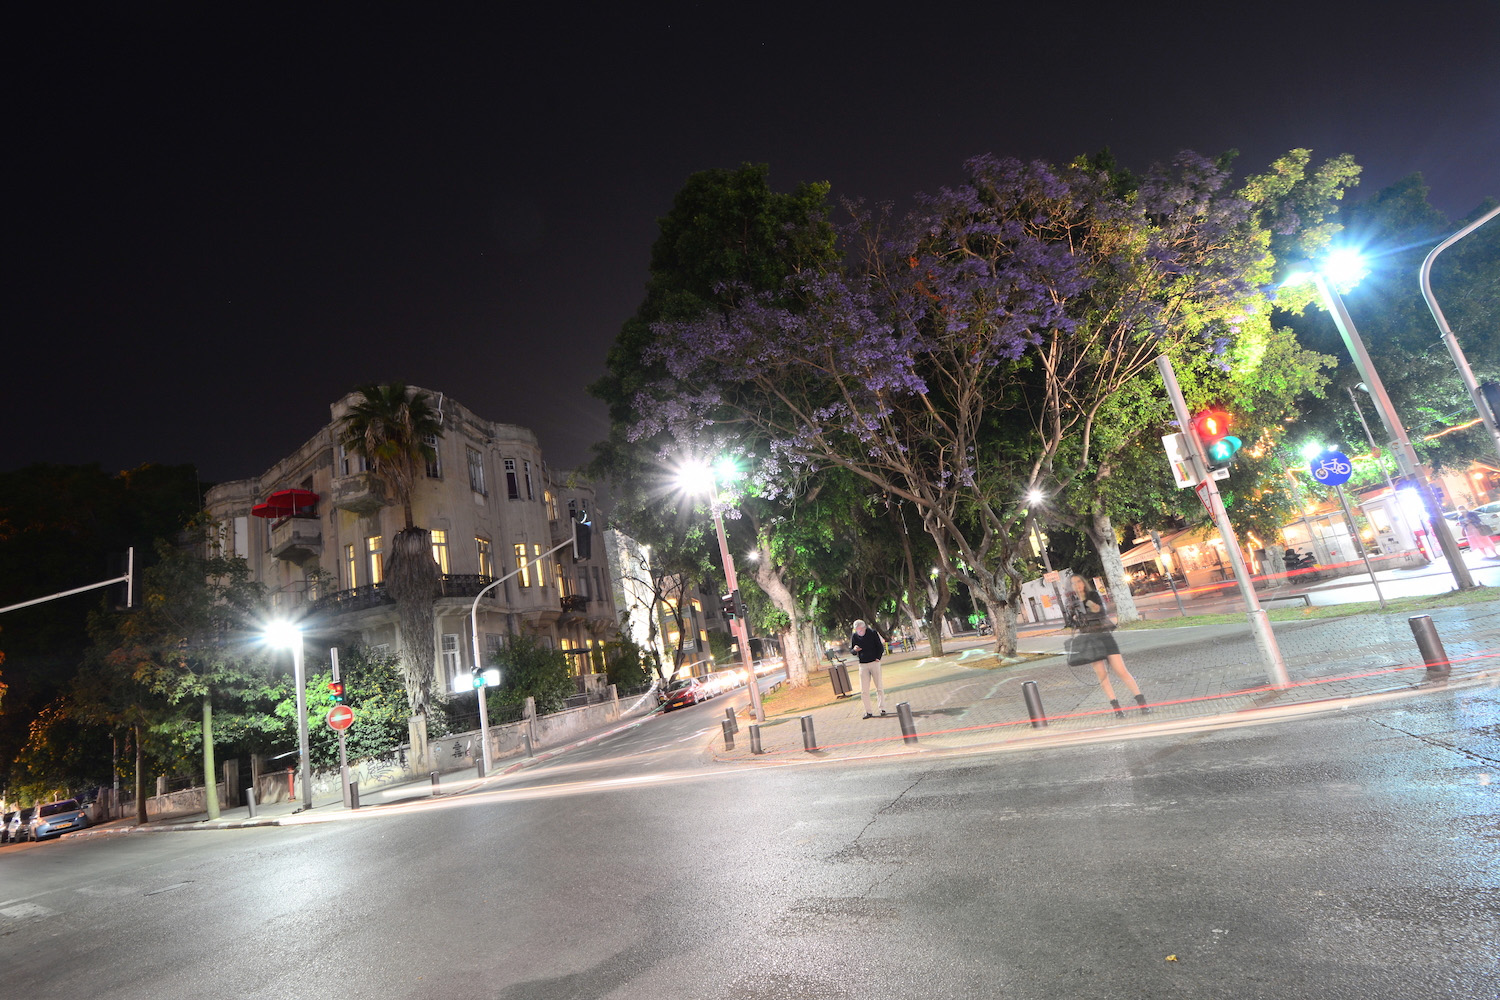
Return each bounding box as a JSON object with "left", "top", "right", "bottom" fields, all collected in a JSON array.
[{"left": 251, "top": 488, "right": 319, "bottom": 518}]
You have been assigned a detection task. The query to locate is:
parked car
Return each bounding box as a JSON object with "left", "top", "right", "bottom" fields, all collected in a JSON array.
[
  {"left": 1471, "top": 501, "right": 1500, "bottom": 534},
  {"left": 7, "top": 806, "right": 36, "bottom": 843},
  {"left": 661, "top": 676, "right": 709, "bottom": 712},
  {"left": 30, "top": 799, "right": 89, "bottom": 841},
  {"left": 1, "top": 810, "right": 15, "bottom": 844}
]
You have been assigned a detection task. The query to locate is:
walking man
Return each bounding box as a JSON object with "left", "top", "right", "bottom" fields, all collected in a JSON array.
[{"left": 850, "top": 619, "right": 887, "bottom": 719}]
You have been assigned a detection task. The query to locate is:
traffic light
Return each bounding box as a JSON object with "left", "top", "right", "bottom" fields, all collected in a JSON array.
[
  {"left": 328, "top": 681, "right": 345, "bottom": 704},
  {"left": 721, "top": 594, "right": 737, "bottom": 619},
  {"left": 470, "top": 666, "right": 485, "bottom": 690},
  {"left": 1481, "top": 381, "right": 1500, "bottom": 424},
  {"left": 1191, "top": 408, "right": 1242, "bottom": 472},
  {"left": 571, "top": 507, "right": 592, "bottom": 561},
  {"left": 735, "top": 590, "right": 749, "bottom": 620}
]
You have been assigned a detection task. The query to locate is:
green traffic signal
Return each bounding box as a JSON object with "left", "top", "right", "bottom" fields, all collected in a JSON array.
[{"left": 1207, "top": 435, "right": 1242, "bottom": 464}]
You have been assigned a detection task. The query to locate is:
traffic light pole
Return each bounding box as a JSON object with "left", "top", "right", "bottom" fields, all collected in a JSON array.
[
  {"left": 1158, "top": 356, "right": 1290, "bottom": 688},
  {"left": 711, "top": 506, "right": 765, "bottom": 724},
  {"left": 332, "top": 648, "right": 350, "bottom": 806}
]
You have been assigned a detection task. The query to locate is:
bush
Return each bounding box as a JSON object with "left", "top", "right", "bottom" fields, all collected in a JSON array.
[{"left": 486, "top": 634, "right": 575, "bottom": 715}]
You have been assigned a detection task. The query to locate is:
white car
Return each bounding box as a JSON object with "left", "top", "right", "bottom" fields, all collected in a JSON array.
[{"left": 1472, "top": 501, "right": 1500, "bottom": 534}]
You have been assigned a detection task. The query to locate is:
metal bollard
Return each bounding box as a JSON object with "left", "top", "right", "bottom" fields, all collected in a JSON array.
[
  {"left": 1409, "top": 614, "right": 1451, "bottom": 680},
  {"left": 896, "top": 702, "right": 918, "bottom": 745},
  {"left": 725, "top": 707, "right": 739, "bottom": 733},
  {"left": 1022, "top": 680, "right": 1047, "bottom": 728},
  {"left": 721, "top": 719, "right": 736, "bottom": 750},
  {"left": 431, "top": 770, "right": 441, "bottom": 795},
  {"left": 475, "top": 755, "right": 486, "bottom": 779},
  {"left": 801, "top": 714, "right": 818, "bottom": 752},
  {"left": 749, "top": 724, "right": 763, "bottom": 754},
  {"left": 349, "top": 781, "right": 360, "bottom": 810},
  {"left": 523, "top": 729, "right": 534, "bottom": 757},
  {"left": 244, "top": 787, "right": 257, "bottom": 819}
]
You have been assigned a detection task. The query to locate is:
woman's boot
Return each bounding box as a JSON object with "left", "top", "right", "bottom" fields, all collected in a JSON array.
[
  {"left": 1110, "top": 699, "right": 1123, "bottom": 716},
  {"left": 1135, "top": 693, "right": 1150, "bottom": 715}
]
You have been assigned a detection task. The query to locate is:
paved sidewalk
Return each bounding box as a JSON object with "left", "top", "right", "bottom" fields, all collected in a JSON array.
[{"left": 713, "top": 603, "right": 1500, "bottom": 764}]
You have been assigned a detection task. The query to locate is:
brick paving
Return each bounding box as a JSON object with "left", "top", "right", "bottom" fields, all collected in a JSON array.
[{"left": 713, "top": 604, "right": 1500, "bottom": 764}]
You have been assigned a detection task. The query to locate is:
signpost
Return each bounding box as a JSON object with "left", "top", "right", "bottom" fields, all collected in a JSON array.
[
  {"left": 326, "top": 705, "right": 355, "bottom": 731},
  {"left": 1310, "top": 449, "right": 1386, "bottom": 609}
]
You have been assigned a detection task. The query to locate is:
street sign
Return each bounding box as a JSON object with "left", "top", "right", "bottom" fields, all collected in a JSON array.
[
  {"left": 1310, "top": 449, "right": 1353, "bottom": 486},
  {"left": 1163, "top": 432, "right": 1230, "bottom": 487},
  {"left": 326, "top": 705, "right": 355, "bottom": 731}
]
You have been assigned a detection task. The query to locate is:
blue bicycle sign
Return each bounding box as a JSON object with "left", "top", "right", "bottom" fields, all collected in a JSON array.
[{"left": 1310, "top": 449, "right": 1353, "bottom": 486}]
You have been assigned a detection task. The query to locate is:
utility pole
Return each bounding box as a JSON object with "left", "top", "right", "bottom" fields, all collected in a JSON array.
[{"left": 1158, "top": 356, "right": 1289, "bottom": 688}]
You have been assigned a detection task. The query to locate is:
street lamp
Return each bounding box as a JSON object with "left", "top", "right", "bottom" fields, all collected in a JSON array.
[
  {"left": 265, "top": 620, "right": 313, "bottom": 811},
  {"left": 677, "top": 459, "right": 765, "bottom": 723},
  {"left": 1286, "top": 254, "right": 1473, "bottom": 590}
]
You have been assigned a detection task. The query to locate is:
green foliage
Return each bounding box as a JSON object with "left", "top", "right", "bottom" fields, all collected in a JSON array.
[
  {"left": 486, "top": 634, "right": 575, "bottom": 715},
  {"left": 602, "top": 637, "right": 650, "bottom": 691},
  {"left": 706, "top": 629, "right": 733, "bottom": 666},
  {"left": 268, "top": 645, "right": 413, "bottom": 770}
]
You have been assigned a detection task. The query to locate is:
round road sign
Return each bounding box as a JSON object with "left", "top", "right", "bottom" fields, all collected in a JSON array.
[
  {"left": 1310, "top": 449, "right": 1353, "bottom": 487},
  {"left": 326, "top": 704, "right": 355, "bottom": 731}
]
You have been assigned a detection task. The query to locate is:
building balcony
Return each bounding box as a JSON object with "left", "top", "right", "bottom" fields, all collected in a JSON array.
[
  {"left": 309, "top": 583, "right": 393, "bottom": 616},
  {"left": 559, "top": 594, "right": 588, "bottom": 622},
  {"left": 438, "top": 574, "right": 501, "bottom": 600},
  {"left": 330, "top": 472, "right": 387, "bottom": 514},
  {"left": 268, "top": 516, "right": 322, "bottom": 562}
]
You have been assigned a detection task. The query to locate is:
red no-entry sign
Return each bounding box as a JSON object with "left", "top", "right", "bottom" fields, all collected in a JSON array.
[{"left": 326, "top": 705, "right": 355, "bottom": 731}]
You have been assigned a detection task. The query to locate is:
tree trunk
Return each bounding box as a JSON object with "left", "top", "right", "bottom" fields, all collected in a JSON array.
[
  {"left": 1086, "top": 505, "right": 1140, "bottom": 624},
  {"left": 202, "top": 694, "right": 219, "bottom": 821},
  {"left": 386, "top": 526, "right": 440, "bottom": 717},
  {"left": 751, "top": 556, "right": 813, "bottom": 688},
  {"left": 134, "top": 723, "right": 147, "bottom": 826}
]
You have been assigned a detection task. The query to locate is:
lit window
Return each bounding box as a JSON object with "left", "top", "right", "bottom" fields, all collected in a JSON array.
[
  {"left": 467, "top": 447, "right": 486, "bottom": 494},
  {"left": 514, "top": 543, "right": 530, "bottom": 587},
  {"left": 424, "top": 434, "right": 442, "bottom": 479},
  {"left": 532, "top": 543, "right": 545, "bottom": 589},
  {"left": 545, "top": 490, "right": 558, "bottom": 520},
  {"left": 431, "top": 529, "right": 450, "bottom": 574},
  {"left": 366, "top": 536, "right": 384, "bottom": 585},
  {"left": 505, "top": 459, "right": 520, "bottom": 500},
  {"left": 476, "top": 537, "right": 493, "bottom": 578},
  {"left": 344, "top": 543, "right": 357, "bottom": 588}
]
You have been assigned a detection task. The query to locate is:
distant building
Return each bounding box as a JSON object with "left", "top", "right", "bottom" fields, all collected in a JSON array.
[{"left": 204, "top": 387, "right": 617, "bottom": 696}]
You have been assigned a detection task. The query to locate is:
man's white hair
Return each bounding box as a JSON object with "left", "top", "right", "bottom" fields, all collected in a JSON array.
[{"left": 853, "top": 619, "right": 866, "bottom": 630}]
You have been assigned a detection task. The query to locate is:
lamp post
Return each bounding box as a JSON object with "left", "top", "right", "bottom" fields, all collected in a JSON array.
[
  {"left": 1298, "top": 259, "right": 1473, "bottom": 590},
  {"left": 1024, "top": 490, "right": 1066, "bottom": 624},
  {"left": 266, "top": 621, "right": 313, "bottom": 811},
  {"left": 1420, "top": 205, "right": 1500, "bottom": 465},
  {"left": 678, "top": 460, "right": 765, "bottom": 723}
]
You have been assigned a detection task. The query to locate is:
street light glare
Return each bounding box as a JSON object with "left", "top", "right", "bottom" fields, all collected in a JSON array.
[
  {"left": 264, "top": 620, "right": 302, "bottom": 648},
  {"left": 1322, "top": 247, "right": 1368, "bottom": 289},
  {"left": 1026, "top": 489, "right": 1044, "bottom": 505},
  {"left": 675, "top": 460, "right": 716, "bottom": 496},
  {"left": 1300, "top": 441, "right": 1328, "bottom": 461}
]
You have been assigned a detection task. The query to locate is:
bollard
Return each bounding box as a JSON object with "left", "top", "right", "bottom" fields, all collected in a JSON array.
[
  {"left": 244, "top": 787, "right": 257, "bottom": 819},
  {"left": 349, "top": 781, "right": 360, "bottom": 810},
  {"left": 749, "top": 724, "right": 763, "bottom": 754},
  {"left": 1022, "top": 680, "right": 1047, "bottom": 728},
  {"left": 1409, "top": 614, "right": 1451, "bottom": 681},
  {"left": 475, "top": 755, "right": 486, "bottom": 779},
  {"left": 896, "top": 702, "right": 918, "bottom": 745},
  {"left": 725, "top": 706, "right": 739, "bottom": 733},
  {"left": 431, "top": 770, "right": 441, "bottom": 795},
  {"left": 721, "top": 719, "right": 736, "bottom": 750},
  {"left": 523, "top": 728, "right": 534, "bottom": 758},
  {"left": 800, "top": 714, "right": 818, "bottom": 752}
]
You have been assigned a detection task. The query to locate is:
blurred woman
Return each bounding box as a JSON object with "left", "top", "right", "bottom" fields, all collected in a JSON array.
[{"left": 1065, "top": 574, "right": 1149, "bottom": 716}]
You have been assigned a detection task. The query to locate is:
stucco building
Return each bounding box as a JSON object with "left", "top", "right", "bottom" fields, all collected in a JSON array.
[{"left": 204, "top": 387, "right": 618, "bottom": 695}]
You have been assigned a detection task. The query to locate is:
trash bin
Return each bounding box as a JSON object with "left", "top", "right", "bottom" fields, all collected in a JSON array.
[{"left": 828, "top": 662, "right": 852, "bottom": 697}]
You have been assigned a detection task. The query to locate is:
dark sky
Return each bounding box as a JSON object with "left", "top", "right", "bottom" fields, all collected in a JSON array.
[{"left": 9, "top": 4, "right": 1498, "bottom": 485}]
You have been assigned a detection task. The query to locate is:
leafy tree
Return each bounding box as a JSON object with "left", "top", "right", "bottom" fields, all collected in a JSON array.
[
  {"left": 339, "top": 383, "right": 445, "bottom": 720},
  {"left": 268, "top": 645, "right": 413, "bottom": 771},
  {"left": 485, "top": 634, "right": 574, "bottom": 716},
  {"left": 95, "top": 523, "right": 272, "bottom": 820},
  {"left": 602, "top": 637, "right": 650, "bottom": 692},
  {"left": 591, "top": 163, "right": 840, "bottom": 686}
]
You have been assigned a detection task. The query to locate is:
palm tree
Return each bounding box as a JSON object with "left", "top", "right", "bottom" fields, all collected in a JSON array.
[{"left": 340, "top": 383, "right": 444, "bottom": 721}]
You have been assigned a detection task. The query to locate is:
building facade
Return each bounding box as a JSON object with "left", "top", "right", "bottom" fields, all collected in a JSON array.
[{"left": 204, "top": 387, "right": 618, "bottom": 696}]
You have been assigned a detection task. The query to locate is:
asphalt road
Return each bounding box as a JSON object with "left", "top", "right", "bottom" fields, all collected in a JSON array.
[{"left": 3, "top": 686, "right": 1496, "bottom": 999}]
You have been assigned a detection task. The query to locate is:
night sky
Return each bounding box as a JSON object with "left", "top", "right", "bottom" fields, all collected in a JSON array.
[{"left": 9, "top": 5, "right": 1498, "bottom": 486}]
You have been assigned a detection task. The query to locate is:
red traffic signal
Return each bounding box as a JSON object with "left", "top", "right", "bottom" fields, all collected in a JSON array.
[{"left": 1190, "top": 408, "right": 1242, "bottom": 471}]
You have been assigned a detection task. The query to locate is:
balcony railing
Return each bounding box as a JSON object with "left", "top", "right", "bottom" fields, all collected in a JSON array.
[
  {"left": 310, "top": 582, "right": 392, "bottom": 615},
  {"left": 269, "top": 516, "right": 322, "bottom": 561},
  {"left": 560, "top": 594, "right": 589, "bottom": 614}
]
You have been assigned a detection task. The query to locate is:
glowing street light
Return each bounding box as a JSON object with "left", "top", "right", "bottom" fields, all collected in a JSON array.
[
  {"left": 676, "top": 459, "right": 765, "bottom": 723},
  {"left": 1286, "top": 253, "right": 1473, "bottom": 589},
  {"left": 265, "top": 620, "right": 313, "bottom": 811}
]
